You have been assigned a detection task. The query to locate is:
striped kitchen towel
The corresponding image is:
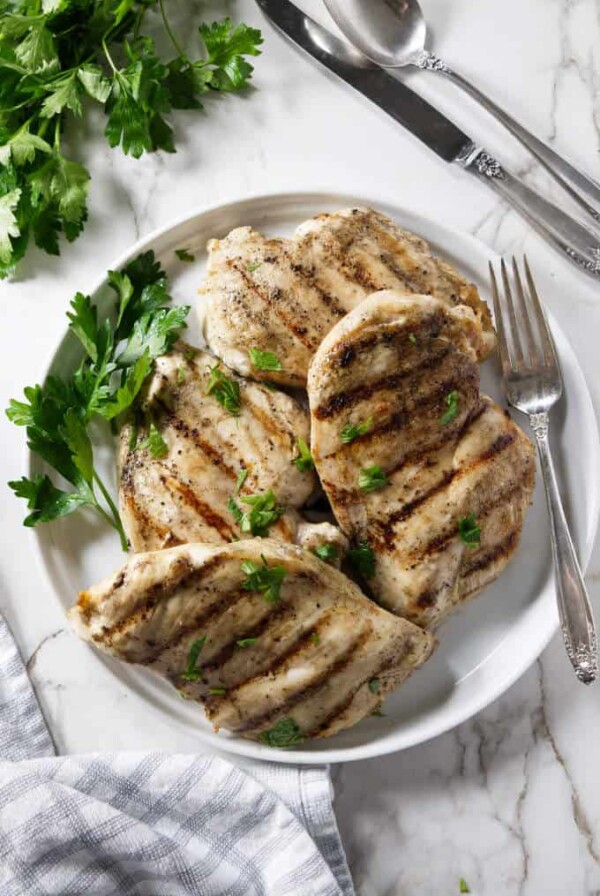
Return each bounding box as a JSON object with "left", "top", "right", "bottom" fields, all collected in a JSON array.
[{"left": 0, "top": 612, "right": 354, "bottom": 896}]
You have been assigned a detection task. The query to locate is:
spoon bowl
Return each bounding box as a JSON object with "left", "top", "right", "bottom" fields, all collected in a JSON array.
[{"left": 323, "top": 0, "right": 427, "bottom": 68}]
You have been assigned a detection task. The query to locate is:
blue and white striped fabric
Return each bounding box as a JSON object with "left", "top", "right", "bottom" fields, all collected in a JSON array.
[{"left": 0, "top": 613, "right": 354, "bottom": 896}]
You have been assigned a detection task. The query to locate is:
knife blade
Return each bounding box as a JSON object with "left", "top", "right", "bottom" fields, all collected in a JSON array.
[{"left": 255, "top": 0, "right": 600, "bottom": 276}]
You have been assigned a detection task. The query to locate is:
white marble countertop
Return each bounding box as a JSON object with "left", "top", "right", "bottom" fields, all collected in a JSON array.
[{"left": 2, "top": 0, "right": 600, "bottom": 893}]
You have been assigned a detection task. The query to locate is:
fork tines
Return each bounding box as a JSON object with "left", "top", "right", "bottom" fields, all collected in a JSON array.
[{"left": 489, "top": 256, "right": 560, "bottom": 378}]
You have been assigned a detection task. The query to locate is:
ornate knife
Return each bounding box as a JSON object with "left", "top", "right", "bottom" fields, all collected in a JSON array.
[{"left": 255, "top": 0, "right": 600, "bottom": 276}]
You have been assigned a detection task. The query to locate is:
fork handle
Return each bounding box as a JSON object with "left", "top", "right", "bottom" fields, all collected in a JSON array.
[
  {"left": 530, "top": 412, "right": 597, "bottom": 683},
  {"left": 456, "top": 144, "right": 600, "bottom": 275},
  {"left": 419, "top": 54, "right": 600, "bottom": 224}
]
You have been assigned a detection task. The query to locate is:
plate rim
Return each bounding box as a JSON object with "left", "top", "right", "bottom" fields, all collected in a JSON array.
[{"left": 27, "top": 189, "right": 600, "bottom": 764}]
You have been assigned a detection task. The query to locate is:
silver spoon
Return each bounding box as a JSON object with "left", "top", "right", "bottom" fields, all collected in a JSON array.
[{"left": 323, "top": 0, "right": 600, "bottom": 222}]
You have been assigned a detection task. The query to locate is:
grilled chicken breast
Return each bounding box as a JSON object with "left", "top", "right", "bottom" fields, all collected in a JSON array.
[
  {"left": 200, "top": 208, "right": 495, "bottom": 387},
  {"left": 69, "top": 540, "right": 435, "bottom": 742},
  {"left": 308, "top": 291, "right": 536, "bottom": 628},
  {"left": 119, "top": 344, "right": 317, "bottom": 551}
]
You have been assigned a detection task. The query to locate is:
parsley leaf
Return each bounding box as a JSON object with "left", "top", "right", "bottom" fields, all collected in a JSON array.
[
  {"left": 241, "top": 556, "right": 286, "bottom": 603},
  {"left": 236, "top": 637, "right": 257, "bottom": 648},
  {"left": 341, "top": 417, "right": 373, "bottom": 445},
  {"left": 459, "top": 879, "right": 470, "bottom": 894},
  {"left": 140, "top": 422, "right": 168, "bottom": 459},
  {"left": 259, "top": 718, "right": 304, "bottom": 748},
  {"left": 358, "top": 465, "right": 389, "bottom": 493},
  {"left": 175, "top": 247, "right": 195, "bottom": 262},
  {"left": 229, "top": 489, "right": 285, "bottom": 537},
  {"left": 181, "top": 636, "right": 206, "bottom": 682},
  {"left": 440, "top": 390, "right": 459, "bottom": 425},
  {"left": 313, "top": 544, "right": 338, "bottom": 563},
  {"left": 347, "top": 542, "right": 376, "bottom": 579},
  {"left": 368, "top": 677, "right": 380, "bottom": 694},
  {"left": 293, "top": 438, "right": 314, "bottom": 472},
  {"left": 248, "top": 348, "right": 282, "bottom": 372},
  {"left": 8, "top": 474, "right": 90, "bottom": 527},
  {"left": 206, "top": 364, "right": 241, "bottom": 415},
  {"left": 246, "top": 261, "right": 261, "bottom": 272},
  {"left": 458, "top": 513, "right": 481, "bottom": 548},
  {"left": 236, "top": 468, "right": 249, "bottom": 493},
  {"left": 199, "top": 19, "right": 263, "bottom": 91},
  {"left": 310, "top": 631, "right": 320, "bottom": 646}
]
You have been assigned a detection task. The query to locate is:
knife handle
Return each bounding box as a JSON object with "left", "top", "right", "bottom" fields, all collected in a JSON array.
[
  {"left": 456, "top": 144, "right": 600, "bottom": 276},
  {"left": 421, "top": 56, "right": 600, "bottom": 224}
]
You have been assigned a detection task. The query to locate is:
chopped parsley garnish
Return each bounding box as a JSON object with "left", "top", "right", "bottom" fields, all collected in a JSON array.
[
  {"left": 140, "top": 423, "right": 168, "bottom": 459},
  {"left": 236, "top": 468, "right": 249, "bottom": 493},
  {"left": 208, "top": 687, "right": 227, "bottom": 695},
  {"left": 347, "top": 542, "right": 376, "bottom": 579},
  {"left": 181, "top": 636, "right": 206, "bottom": 682},
  {"left": 246, "top": 261, "right": 262, "bottom": 273},
  {"left": 368, "top": 677, "right": 380, "bottom": 694},
  {"left": 236, "top": 637, "right": 257, "bottom": 648},
  {"left": 439, "top": 390, "right": 459, "bottom": 425},
  {"left": 458, "top": 513, "right": 481, "bottom": 548},
  {"left": 184, "top": 347, "right": 198, "bottom": 362},
  {"left": 6, "top": 251, "right": 189, "bottom": 550},
  {"left": 358, "top": 465, "right": 389, "bottom": 493},
  {"left": 293, "top": 438, "right": 314, "bottom": 472},
  {"left": 206, "top": 363, "right": 241, "bottom": 415},
  {"left": 229, "top": 489, "right": 285, "bottom": 536},
  {"left": 313, "top": 543, "right": 339, "bottom": 563},
  {"left": 340, "top": 417, "right": 373, "bottom": 445},
  {"left": 408, "top": 333, "right": 417, "bottom": 345},
  {"left": 259, "top": 718, "right": 304, "bottom": 748},
  {"left": 459, "top": 879, "right": 470, "bottom": 894},
  {"left": 248, "top": 348, "right": 282, "bottom": 372},
  {"left": 310, "top": 631, "right": 320, "bottom": 646},
  {"left": 371, "top": 710, "right": 386, "bottom": 717},
  {"left": 241, "top": 556, "right": 286, "bottom": 603},
  {"left": 177, "top": 366, "right": 187, "bottom": 385},
  {"left": 175, "top": 248, "right": 195, "bottom": 263}
]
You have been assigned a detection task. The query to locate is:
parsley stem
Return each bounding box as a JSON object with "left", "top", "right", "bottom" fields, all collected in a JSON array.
[
  {"left": 93, "top": 472, "right": 128, "bottom": 551},
  {"left": 159, "top": 0, "right": 186, "bottom": 58},
  {"left": 101, "top": 38, "right": 118, "bottom": 75}
]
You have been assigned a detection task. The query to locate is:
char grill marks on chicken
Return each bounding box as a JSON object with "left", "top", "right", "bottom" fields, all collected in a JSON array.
[
  {"left": 200, "top": 208, "right": 495, "bottom": 387},
  {"left": 308, "top": 290, "right": 535, "bottom": 628},
  {"left": 69, "top": 540, "right": 435, "bottom": 742},
  {"left": 119, "top": 343, "right": 317, "bottom": 551}
]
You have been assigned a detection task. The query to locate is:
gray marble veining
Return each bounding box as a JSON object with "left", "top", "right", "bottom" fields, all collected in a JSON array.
[{"left": 1, "top": 1, "right": 600, "bottom": 893}]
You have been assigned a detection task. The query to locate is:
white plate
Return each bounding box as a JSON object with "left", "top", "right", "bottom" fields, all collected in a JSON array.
[{"left": 32, "top": 192, "right": 600, "bottom": 764}]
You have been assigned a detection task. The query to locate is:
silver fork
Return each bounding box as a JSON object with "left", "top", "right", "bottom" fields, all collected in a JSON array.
[{"left": 489, "top": 257, "right": 598, "bottom": 684}]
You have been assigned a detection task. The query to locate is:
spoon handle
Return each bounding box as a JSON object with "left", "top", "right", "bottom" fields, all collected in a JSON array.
[{"left": 416, "top": 51, "right": 600, "bottom": 224}]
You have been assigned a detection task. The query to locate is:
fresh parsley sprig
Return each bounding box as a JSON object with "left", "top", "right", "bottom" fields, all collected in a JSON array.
[
  {"left": 358, "top": 465, "right": 389, "bottom": 493},
  {"left": 347, "top": 541, "right": 376, "bottom": 579},
  {"left": 241, "top": 556, "right": 286, "bottom": 603},
  {"left": 293, "top": 438, "right": 314, "bottom": 472},
  {"left": 228, "top": 488, "right": 285, "bottom": 537},
  {"left": 259, "top": 717, "right": 304, "bottom": 748},
  {"left": 0, "top": 4, "right": 263, "bottom": 277},
  {"left": 313, "top": 543, "right": 338, "bottom": 563},
  {"left": 458, "top": 513, "right": 480, "bottom": 548},
  {"left": 180, "top": 636, "right": 206, "bottom": 682},
  {"left": 6, "top": 250, "right": 189, "bottom": 548},
  {"left": 206, "top": 363, "right": 241, "bottom": 416},
  {"left": 340, "top": 417, "right": 373, "bottom": 445}
]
